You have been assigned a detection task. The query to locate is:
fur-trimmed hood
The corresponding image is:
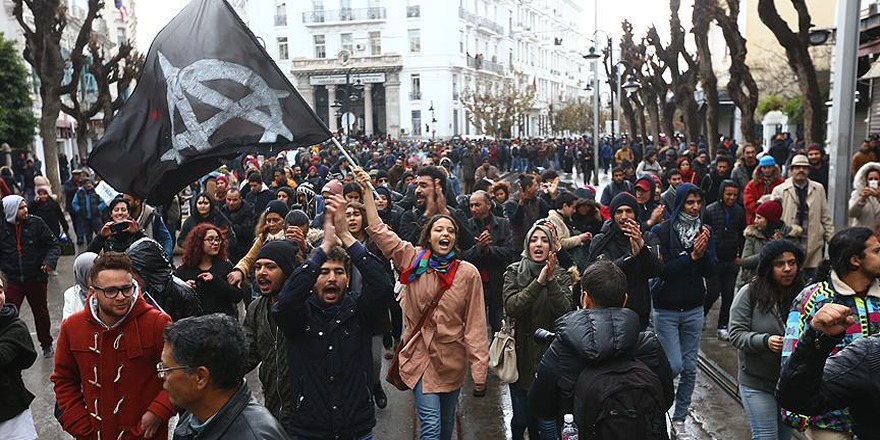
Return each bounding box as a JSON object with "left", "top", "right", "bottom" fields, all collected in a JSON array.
[
  {"left": 743, "top": 222, "right": 802, "bottom": 240},
  {"left": 751, "top": 163, "right": 782, "bottom": 183},
  {"left": 851, "top": 162, "right": 880, "bottom": 195}
]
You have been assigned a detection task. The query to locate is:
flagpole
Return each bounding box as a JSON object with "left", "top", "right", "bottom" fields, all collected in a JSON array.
[{"left": 330, "top": 136, "right": 378, "bottom": 196}]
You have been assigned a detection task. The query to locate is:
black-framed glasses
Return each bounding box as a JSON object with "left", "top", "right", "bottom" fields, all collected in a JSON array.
[
  {"left": 93, "top": 284, "right": 134, "bottom": 299},
  {"left": 203, "top": 237, "right": 222, "bottom": 244},
  {"left": 156, "top": 362, "right": 191, "bottom": 379}
]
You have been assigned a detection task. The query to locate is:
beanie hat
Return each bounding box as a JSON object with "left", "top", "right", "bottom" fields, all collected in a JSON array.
[
  {"left": 757, "top": 239, "right": 804, "bottom": 277},
  {"left": 284, "top": 209, "right": 309, "bottom": 227},
  {"left": 265, "top": 200, "right": 290, "bottom": 218},
  {"left": 758, "top": 156, "right": 776, "bottom": 167},
  {"left": 755, "top": 199, "right": 783, "bottom": 224},
  {"left": 609, "top": 192, "right": 638, "bottom": 214},
  {"left": 256, "top": 240, "right": 299, "bottom": 276}
]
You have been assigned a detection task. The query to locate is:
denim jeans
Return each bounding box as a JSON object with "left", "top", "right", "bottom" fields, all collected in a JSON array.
[
  {"left": 739, "top": 384, "right": 794, "bottom": 440},
  {"left": 653, "top": 306, "right": 704, "bottom": 421},
  {"left": 509, "top": 385, "right": 558, "bottom": 440},
  {"left": 413, "top": 379, "right": 460, "bottom": 440}
]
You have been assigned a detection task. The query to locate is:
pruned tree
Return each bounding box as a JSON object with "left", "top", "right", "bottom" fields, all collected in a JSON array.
[
  {"left": 61, "top": 37, "right": 143, "bottom": 161},
  {"left": 13, "top": 0, "right": 103, "bottom": 195},
  {"left": 0, "top": 32, "right": 38, "bottom": 151},
  {"left": 647, "top": 0, "right": 701, "bottom": 144},
  {"left": 619, "top": 21, "right": 659, "bottom": 144},
  {"left": 461, "top": 73, "right": 535, "bottom": 138},
  {"left": 552, "top": 99, "right": 592, "bottom": 135},
  {"left": 693, "top": 0, "right": 719, "bottom": 156},
  {"left": 603, "top": 46, "right": 637, "bottom": 141},
  {"left": 757, "top": 0, "right": 824, "bottom": 143},
  {"left": 713, "top": 0, "right": 760, "bottom": 145},
  {"left": 646, "top": 53, "right": 677, "bottom": 141}
]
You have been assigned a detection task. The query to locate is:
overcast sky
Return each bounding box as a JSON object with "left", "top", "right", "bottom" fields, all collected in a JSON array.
[{"left": 135, "top": 0, "right": 676, "bottom": 53}]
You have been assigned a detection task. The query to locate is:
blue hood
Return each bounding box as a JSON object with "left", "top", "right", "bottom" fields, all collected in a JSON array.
[{"left": 670, "top": 182, "right": 703, "bottom": 224}]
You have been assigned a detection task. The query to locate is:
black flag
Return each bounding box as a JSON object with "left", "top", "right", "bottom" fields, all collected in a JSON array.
[{"left": 89, "top": 0, "right": 331, "bottom": 203}]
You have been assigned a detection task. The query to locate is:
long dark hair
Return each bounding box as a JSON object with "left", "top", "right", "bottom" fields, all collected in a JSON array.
[
  {"left": 418, "top": 214, "right": 459, "bottom": 256},
  {"left": 750, "top": 243, "right": 805, "bottom": 315}
]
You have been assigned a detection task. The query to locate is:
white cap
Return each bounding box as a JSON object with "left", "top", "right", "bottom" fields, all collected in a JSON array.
[{"left": 564, "top": 414, "right": 574, "bottom": 424}]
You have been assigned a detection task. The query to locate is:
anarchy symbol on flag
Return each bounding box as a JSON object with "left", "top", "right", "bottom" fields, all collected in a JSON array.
[{"left": 158, "top": 52, "right": 294, "bottom": 164}]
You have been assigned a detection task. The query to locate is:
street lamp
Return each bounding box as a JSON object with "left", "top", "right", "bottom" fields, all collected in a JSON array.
[
  {"left": 583, "top": 46, "right": 600, "bottom": 61},
  {"left": 622, "top": 75, "right": 641, "bottom": 95},
  {"left": 429, "top": 101, "right": 437, "bottom": 140}
]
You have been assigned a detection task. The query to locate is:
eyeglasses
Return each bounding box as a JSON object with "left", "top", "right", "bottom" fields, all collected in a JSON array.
[
  {"left": 93, "top": 284, "right": 134, "bottom": 299},
  {"left": 203, "top": 237, "right": 222, "bottom": 244},
  {"left": 156, "top": 361, "right": 191, "bottom": 379}
]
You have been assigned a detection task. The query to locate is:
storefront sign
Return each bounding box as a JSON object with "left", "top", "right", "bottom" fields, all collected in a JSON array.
[{"left": 310, "top": 72, "right": 386, "bottom": 85}]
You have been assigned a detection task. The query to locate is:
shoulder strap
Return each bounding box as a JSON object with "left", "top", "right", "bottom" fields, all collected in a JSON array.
[{"left": 401, "top": 283, "right": 448, "bottom": 347}]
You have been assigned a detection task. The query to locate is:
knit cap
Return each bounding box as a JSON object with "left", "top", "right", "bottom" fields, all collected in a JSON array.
[
  {"left": 755, "top": 199, "right": 783, "bottom": 224},
  {"left": 256, "top": 240, "right": 299, "bottom": 276}
]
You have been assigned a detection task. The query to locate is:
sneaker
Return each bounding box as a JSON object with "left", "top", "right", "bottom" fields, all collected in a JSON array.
[
  {"left": 372, "top": 383, "right": 387, "bottom": 409},
  {"left": 42, "top": 345, "right": 54, "bottom": 359},
  {"left": 717, "top": 328, "right": 730, "bottom": 341},
  {"left": 672, "top": 420, "right": 687, "bottom": 439}
]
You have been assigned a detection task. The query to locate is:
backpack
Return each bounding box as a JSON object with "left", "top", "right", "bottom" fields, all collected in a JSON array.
[{"left": 573, "top": 357, "right": 668, "bottom": 440}]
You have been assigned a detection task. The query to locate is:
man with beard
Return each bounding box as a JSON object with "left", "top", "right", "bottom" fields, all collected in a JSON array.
[
  {"left": 123, "top": 194, "right": 174, "bottom": 260},
  {"left": 506, "top": 173, "right": 551, "bottom": 255},
  {"left": 242, "top": 239, "right": 299, "bottom": 433},
  {"left": 807, "top": 143, "right": 830, "bottom": 191},
  {"left": 463, "top": 190, "right": 517, "bottom": 333},
  {"left": 272, "top": 195, "right": 393, "bottom": 440},
  {"left": 600, "top": 166, "right": 635, "bottom": 206},
  {"left": 701, "top": 155, "right": 734, "bottom": 205},
  {"left": 474, "top": 158, "right": 501, "bottom": 182},
  {"left": 398, "top": 166, "right": 474, "bottom": 250},
  {"left": 588, "top": 193, "right": 663, "bottom": 330},
  {"left": 634, "top": 176, "right": 665, "bottom": 230},
  {"left": 731, "top": 143, "right": 759, "bottom": 192},
  {"left": 126, "top": 237, "right": 201, "bottom": 321},
  {"left": 222, "top": 189, "right": 255, "bottom": 264},
  {"left": 702, "top": 181, "right": 745, "bottom": 340}
]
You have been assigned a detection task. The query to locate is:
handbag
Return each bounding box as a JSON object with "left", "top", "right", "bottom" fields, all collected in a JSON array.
[
  {"left": 488, "top": 317, "right": 518, "bottom": 383},
  {"left": 386, "top": 283, "right": 448, "bottom": 391}
]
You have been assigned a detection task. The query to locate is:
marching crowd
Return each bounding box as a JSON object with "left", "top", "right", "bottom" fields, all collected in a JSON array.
[{"left": 0, "top": 133, "right": 880, "bottom": 440}]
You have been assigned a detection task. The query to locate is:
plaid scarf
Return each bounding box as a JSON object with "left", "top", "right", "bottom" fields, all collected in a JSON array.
[{"left": 400, "top": 249, "right": 459, "bottom": 290}]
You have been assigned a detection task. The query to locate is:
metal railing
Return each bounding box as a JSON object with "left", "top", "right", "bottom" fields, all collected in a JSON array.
[
  {"left": 409, "top": 91, "right": 422, "bottom": 100},
  {"left": 467, "top": 55, "right": 504, "bottom": 75},
  {"left": 302, "top": 7, "right": 387, "bottom": 24},
  {"left": 275, "top": 14, "right": 287, "bottom": 26},
  {"left": 484, "top": 59, "right": 505, "bottom": 75},
  {"left": 407, "top": 5, "right": 420, "bottom": 18},
  {"left": 458, "top": 7, "right": 504, "bottom": 34}
]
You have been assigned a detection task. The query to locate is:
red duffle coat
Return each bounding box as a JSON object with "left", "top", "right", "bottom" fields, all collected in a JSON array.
[{"left": 52, "top": 292, "right": 174, "bottom": 440}]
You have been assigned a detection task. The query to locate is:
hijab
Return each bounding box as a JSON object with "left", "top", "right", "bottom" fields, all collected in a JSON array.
[
  {"left": 73, "top": 252, "right": 99, "bottom": 302},
  {"left": 2, "top": 195, "right": 24, "bottom": 223},
  {"left": 516, "top": 223, "right": 558, "bottom": 286}
]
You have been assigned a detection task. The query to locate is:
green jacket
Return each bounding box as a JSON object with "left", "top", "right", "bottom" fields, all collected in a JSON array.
[
  {"left": 502, "top": 262, "right": 573, "bottom": 390},
  {"left": 243, "top": 295, "right": 291, "bottom": 431}
]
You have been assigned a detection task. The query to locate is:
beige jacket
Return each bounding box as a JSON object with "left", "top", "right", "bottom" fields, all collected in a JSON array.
[
  {"left": 548, "top": 209, "right": 582, "bottom": 250},
  {"left": 771, "top": 179, "right": 834, "bottom": 268},
  {"left": 367, "top": 222, "right": 489, "bottom": 393},
  {"left": 848, "top": 162, "right": 880, "bottom": 228}
]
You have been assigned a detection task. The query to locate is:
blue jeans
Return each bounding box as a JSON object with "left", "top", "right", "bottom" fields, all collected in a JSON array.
[
  {"left": 509, "top": 385, "right": 558, "bottom": 440},
  {"left": 413, "top": 379, "right": 460, "bottom": 440},
  {"left": 739, "top": 384, "right": 794, "bottom": 440},
  {"left": 653, "top": 307, "right": 704, "bottom": 421}
]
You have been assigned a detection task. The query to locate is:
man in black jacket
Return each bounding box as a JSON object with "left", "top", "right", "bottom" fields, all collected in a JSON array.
[
  {"left": 588, "top": 193, "right": 663, "bottom": 330},
  {"left": 462, "top": 190, "right": 516, "bottom": 333},
  {"left": 398, "top": 166, "right": 475, "bottom": 251},
  {"left": 0, "top": 194, "right": 60, "bottom": 357},
  {"left": 273, "top": 195, "right": 393, "bottom": 439},
  {"left": 777, "top": 303, "right": 880, "bottom": 440},
  {"left": 222, "top": 189, "right": 255, "bottom": 263},
  {"left": 126, "top": 237, "right": 201, "bottom": 321},
  {"left": 528, "top": 260, "right": 674, "bottom": 422},
  {"left": 166, "top": 314, "right": 290, "bottom": 440},
  {"left": 702, "top": 180, "right": 745, "bottom": 340}
]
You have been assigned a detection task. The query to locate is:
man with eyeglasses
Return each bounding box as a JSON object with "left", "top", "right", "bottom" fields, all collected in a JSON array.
[{"left": 52, "top": 252, "right": 175, "bottom": 440}]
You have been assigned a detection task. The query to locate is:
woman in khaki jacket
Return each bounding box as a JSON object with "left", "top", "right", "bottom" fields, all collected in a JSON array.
[{"left": 355, "top": 167, "right": 488, "bottom": 440}]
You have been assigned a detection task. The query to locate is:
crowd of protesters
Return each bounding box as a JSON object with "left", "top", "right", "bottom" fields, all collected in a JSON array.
[{"left": 1, "top": 131, "right": 880, "bottom": 440}]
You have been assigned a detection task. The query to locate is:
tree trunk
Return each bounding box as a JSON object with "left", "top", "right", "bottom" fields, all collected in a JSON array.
[
  {"left": 39, "top": 94, "right": 61, "bottom": 199},
  {"left": 646, "top": 96, "right": 661, "bottom": 145},
  {"left": 715, "top": 0, "right": 760, "bottom": 145},
  {"left": 693, "top": 0, "right": 719, "bottom": 156}
]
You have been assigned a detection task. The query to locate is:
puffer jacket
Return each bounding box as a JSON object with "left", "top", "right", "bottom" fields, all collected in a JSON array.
[
  {"left": 502, "top": 262, "right": 573, "bottom": 390},
  {"left": 126, "top": 237, "right": 202, "bottom": 320},
  {"left": 173, "top": 382, "right": 290, "bottom": 440},
  {"left": 243, "top": 294, "right": 291, "bottom": 431},
  {"left": 0, "top": 215, "right": 61, "bottom": 283},
  {"left": 0, "top": 304, "right": 37, "bottom": 422},
  {"left": 528, "top": 308, "right": 674, "bottom": 421},
  {"left": 848, "top": 161, "right": 880, "bottom": 228},
  {"left": 778, "top": 327, "right": 880, "bottom": 440}
]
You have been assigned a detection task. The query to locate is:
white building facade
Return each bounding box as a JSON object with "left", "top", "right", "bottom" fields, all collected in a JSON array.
[{"left": 243, "top": 0, "right": 588, "bottom": 139}]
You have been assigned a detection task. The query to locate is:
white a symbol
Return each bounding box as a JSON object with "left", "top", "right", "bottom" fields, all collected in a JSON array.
[{"left": 158, "top": 52, "right": 294, "bottom": 164}]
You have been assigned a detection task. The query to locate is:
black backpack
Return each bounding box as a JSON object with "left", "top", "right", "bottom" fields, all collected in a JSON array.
[{"left": 573, "top": 357, "right": 668, "bottom": 440}]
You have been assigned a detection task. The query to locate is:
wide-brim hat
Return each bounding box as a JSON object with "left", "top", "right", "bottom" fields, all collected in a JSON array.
[{"left": 790, "top": 154, "right": 810, "bottom": 168}]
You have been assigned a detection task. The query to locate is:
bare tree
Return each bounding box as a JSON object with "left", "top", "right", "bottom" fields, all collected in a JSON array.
[
  {"left": 13, "top": 0, "right": 102, "bottom": 195},
  {"left": 603, "top": 46, "right": 638, "bottom": 140},
  {"left": 757, "top": 0, "right": 824, "bottom": 143},
  {"left": 693, "top": 0, "right": 719, "bottom": 156},
  {"left": 646, "top": 53, "right": 677, "bottom": 140},
  {"left": 461, "top": 73, "right": 535, "bottom": 138},
  {"left": 713, "top": 0, "right": 760, "bottom": 144}
]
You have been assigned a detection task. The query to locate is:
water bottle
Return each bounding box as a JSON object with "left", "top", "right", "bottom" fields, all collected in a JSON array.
[{"left": 561, "top": 413, "right": 579, "bottom": 440}]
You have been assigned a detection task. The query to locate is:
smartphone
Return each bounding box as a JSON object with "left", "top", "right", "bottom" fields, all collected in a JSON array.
[
  {"left": 870, "top": 181, "right": 879, "bottom": 190},
  {"left": 110, "top": 221, "right": 129, "bottom": 234}
]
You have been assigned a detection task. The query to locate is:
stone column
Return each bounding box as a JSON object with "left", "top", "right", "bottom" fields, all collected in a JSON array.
[
  {"left": 385, "top": 72, "right": 401, "bottom": 137},
  {"left": 328, "top": 85, "right": 338, "bottom": 133},
  {"left": 296, "top": 75, "right": 316, "bottom": 114},
  {"left": 364, "top": 84, "right": 374, "bottom": 136}
]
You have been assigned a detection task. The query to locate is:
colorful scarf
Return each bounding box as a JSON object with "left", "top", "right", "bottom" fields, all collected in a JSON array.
[{"left": 400, "top": 249, "right": 460, "bottom": 290}]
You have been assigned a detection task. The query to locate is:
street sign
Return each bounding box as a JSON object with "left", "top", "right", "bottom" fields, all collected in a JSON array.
[{"left": 310, "top": 73, "right": 386, "bottom": 85}]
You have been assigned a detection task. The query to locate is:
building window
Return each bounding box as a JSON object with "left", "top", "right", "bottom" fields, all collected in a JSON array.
[
  {"left": 407, "top": 1, "right": 420, "bottom": 17},
  {"left": 408, "top": 29, "right": 421, "bottom": 53},
  {"left": 117, "top": 26, "right": 127, "bottom": 46},
  {"left": 410, "top": 74, "right": 421, "bottom": 100},
  {"left": 452, "top": 74, "right": 459, "bottom": 100},
  {"left": 341, "top": 33, "right": 354, "bottom": 53},
  {"left": 275, "top": 2, "right": 287, "bottom": 26},
  {"left": 459, "top": 30, "right": 464, "bottom": 53},
  {"left": 369, "top": 31, "right": 382, "bottom": 55},
  {"left": 412, "top": 110, "right": 422, "bottom": 136},
  {"left": 277, "top": 37, "right": 289, "bottom": 60},
  {"left": 314, "top": 34, "right": 326, "bottom": 58}
]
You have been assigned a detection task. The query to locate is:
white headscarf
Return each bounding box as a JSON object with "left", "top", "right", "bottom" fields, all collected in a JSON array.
[{"left": 2, "top": 195, "right": 24, "bottom": 223}]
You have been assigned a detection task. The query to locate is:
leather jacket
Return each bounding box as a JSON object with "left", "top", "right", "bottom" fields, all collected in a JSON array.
[
  {"left": 126, "top": 237, "right": 202, "bottom": 320},
  {"left": 173, "top": 382, "right": 290, "bottom": 440}
]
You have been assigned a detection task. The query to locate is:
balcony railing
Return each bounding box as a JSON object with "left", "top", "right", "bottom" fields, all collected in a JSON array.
[
  {"left": 275, "top": 14, "right": 287, "bottom": 26},
  {"left": 467, "top": 55, "right": 505, "bottom": 75},
  {"left": 409, "top": 91, "right": 422, "bottom": 100},
  {"left": 458, "top": 7, "right": 504, "bottom": 34},
  {"left": 302, "top": 7, "right": 387, "bottom": 24},
  {"left": 407, "top": 5, "right": 420, "bottom": 18},
  {"left": 484, "top": 59, "right": 505, "bottom": 75}
]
